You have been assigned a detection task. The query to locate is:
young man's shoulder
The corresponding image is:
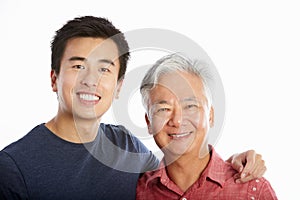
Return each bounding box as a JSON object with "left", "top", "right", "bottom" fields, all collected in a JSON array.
[
  {"left": 100, "top": 123, "right": 148, "bottom": 153},
  {"left": 0, "top": 124, "right": 47, "bottom": 199},
  {"left": 1, "top": 123, "right": 46, "bottom": 154}
]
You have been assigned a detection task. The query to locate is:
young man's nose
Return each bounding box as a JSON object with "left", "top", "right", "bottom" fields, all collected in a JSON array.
[{"left": 80, "top": 69, "right": 99, "bottom": 87}]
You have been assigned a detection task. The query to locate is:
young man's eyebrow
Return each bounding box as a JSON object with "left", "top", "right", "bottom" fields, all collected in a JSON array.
[
  {"left": 98, "top": 59, "right": 115, "bottom": 66},
  {"left": 69, "top": 57, "right": 115, "bottom": 66},
  {"left": 69, "top": 56, "right": 86, "bottom": 61}
]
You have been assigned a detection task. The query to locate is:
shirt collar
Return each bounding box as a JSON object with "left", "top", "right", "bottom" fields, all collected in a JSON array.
[
  {"left": 145, "top": 145, "right": 228, "bottom": 188},
  {"left": 145, "top": 161, "right": 166, "bottom": 187},
  {"left": 201, "top": 145, "right": 227, "bottom": 188}
]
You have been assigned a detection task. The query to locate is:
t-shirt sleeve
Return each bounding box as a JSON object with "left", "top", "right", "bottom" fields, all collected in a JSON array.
[
  {"left": 118, "top": 125, "right": 160, "bottom": 172},
  {"left": 0, "top": 151, "right": 29, "bottom": 199},
  {"left": 140, "top": 148, "right": 159, "bottom": 172}
]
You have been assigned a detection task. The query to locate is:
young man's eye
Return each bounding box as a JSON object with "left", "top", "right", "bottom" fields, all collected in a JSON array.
[
  {"left": 99, "top": 68, "right": 110, "bottom": 73},
  {"left": 72, "top": 65, "right": 85, "bottom": 69}
]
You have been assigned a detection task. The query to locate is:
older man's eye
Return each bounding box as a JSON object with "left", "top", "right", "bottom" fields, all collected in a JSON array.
[
  {"left": 157, "top": 108, "right": 170, "bottom": 112},
  {"left": 187, "top": 104, "right": 198, "bottom": 108},
  {"left": 184, "top": 104, "right": 200, "bottom": 111}
]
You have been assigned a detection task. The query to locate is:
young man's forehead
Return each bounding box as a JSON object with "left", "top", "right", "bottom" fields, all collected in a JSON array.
[{"left": 64, "top": 37, "right": 120, "bottom": 65}]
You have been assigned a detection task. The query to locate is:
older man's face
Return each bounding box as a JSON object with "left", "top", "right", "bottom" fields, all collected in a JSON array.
[{"left": 146, "top": 71, "right": 214, "bottom": 158}]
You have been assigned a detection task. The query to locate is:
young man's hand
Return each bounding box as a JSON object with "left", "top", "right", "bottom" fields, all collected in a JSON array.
[{"left": 226, "top": 150, "right": 267, "bottom": 183}]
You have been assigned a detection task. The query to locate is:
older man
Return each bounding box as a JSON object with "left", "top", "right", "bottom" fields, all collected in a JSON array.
[{"left": 137, "top": 53, "right": 277, "bottom": 199}]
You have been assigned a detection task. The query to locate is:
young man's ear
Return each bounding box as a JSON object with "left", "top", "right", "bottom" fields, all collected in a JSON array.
[
  {"left": 209, "top": 106, "right": 215, "bottom": 128},
  {"left": 50, "top": 70, "right": 58, "bottom": 92},
  {"left": 114, "top": 79, "right": 124, "bottom": 99},
  {"left": 145, "top": 113, "right": 153, "bottom": 135}
]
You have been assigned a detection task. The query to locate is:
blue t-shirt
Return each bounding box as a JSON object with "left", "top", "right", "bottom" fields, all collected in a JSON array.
[{"left": 0, "top": 123, "right": 159, "bottom": 200}]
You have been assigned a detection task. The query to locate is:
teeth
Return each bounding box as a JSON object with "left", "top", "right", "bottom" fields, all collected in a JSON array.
[
  {"left": 79, "top": 94, "right": 99, "bottom": 101},
  {"left": 169, "top": 132, "right": 192, "bottom": 138}
]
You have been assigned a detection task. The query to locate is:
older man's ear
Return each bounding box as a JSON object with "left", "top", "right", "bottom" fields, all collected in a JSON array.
[
  {"left": 145, "top": 114, "right": 153, "bottom": 135},
  {"left": 209, "top": 106, "right": 214, "bottom": 128}
]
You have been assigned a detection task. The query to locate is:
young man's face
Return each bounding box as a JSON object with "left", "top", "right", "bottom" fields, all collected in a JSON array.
[
  {"left": 146, "top": 71, "right": 214, "bottom": 158},
  {"left": 51, "top": 37, "right": 122, "bottom": 121}
]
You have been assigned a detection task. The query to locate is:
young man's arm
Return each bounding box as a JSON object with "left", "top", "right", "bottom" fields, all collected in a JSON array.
[{"left": 227, "top": 150, "right": 266, "bottom": 183}]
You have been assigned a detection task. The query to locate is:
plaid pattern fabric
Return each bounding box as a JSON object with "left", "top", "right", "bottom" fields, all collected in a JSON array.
[{"left": 136, "top": 146, "right": 277, "bottom": 200}]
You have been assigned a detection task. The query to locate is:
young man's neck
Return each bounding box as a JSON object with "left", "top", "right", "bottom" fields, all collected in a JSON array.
[
  {"left": 165, "top": 149, "right": 211, "bottom": 192},
  {"left": 45, "top": 113, "right": 100, "bottom": 144}
]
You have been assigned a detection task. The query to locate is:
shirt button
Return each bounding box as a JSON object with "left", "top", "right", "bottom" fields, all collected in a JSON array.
[
  {"left": 252, "top": 187, "right": 257, "bottom": 191},
  {"left": 182, "top": 198, "right": 187, "bottom": 200},
  {"left": 255, "top": 179, "right": 260, "bottom": 183},
  {"left": 250, "top": 197, "right": 255, "bottom": 200}
]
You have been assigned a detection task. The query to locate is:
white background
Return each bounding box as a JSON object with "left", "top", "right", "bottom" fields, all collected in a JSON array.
[{"left": 1, "top": 0, "right": 299, "bottom": 199}]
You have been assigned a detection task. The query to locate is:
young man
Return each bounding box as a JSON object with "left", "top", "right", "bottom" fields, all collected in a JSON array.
[
  {"left": 137, "top": 53, "right": 277, "bottom": 199},
  {"left": 0, "top": 16, "right": 266, "bottom": 199}
]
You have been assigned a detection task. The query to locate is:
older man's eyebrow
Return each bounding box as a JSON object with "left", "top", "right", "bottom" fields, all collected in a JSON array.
[
  {"left": 182, "top": 97, "right": 198, "bottom": 102},
  {"left": 153, "top": 100, "right": 171, "bottom": 105},
  {"left": 181, "top": 97, "right": 206, "bottom": 106}
]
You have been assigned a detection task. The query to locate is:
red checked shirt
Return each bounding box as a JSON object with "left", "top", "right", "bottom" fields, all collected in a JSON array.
[{"left": 136, "top": 147, "right": 278, "bottom": 200}]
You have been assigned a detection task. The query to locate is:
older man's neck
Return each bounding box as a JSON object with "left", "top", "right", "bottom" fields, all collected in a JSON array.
[{"left": 165, "top": 151, "right": 211, "bottom": 192}]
